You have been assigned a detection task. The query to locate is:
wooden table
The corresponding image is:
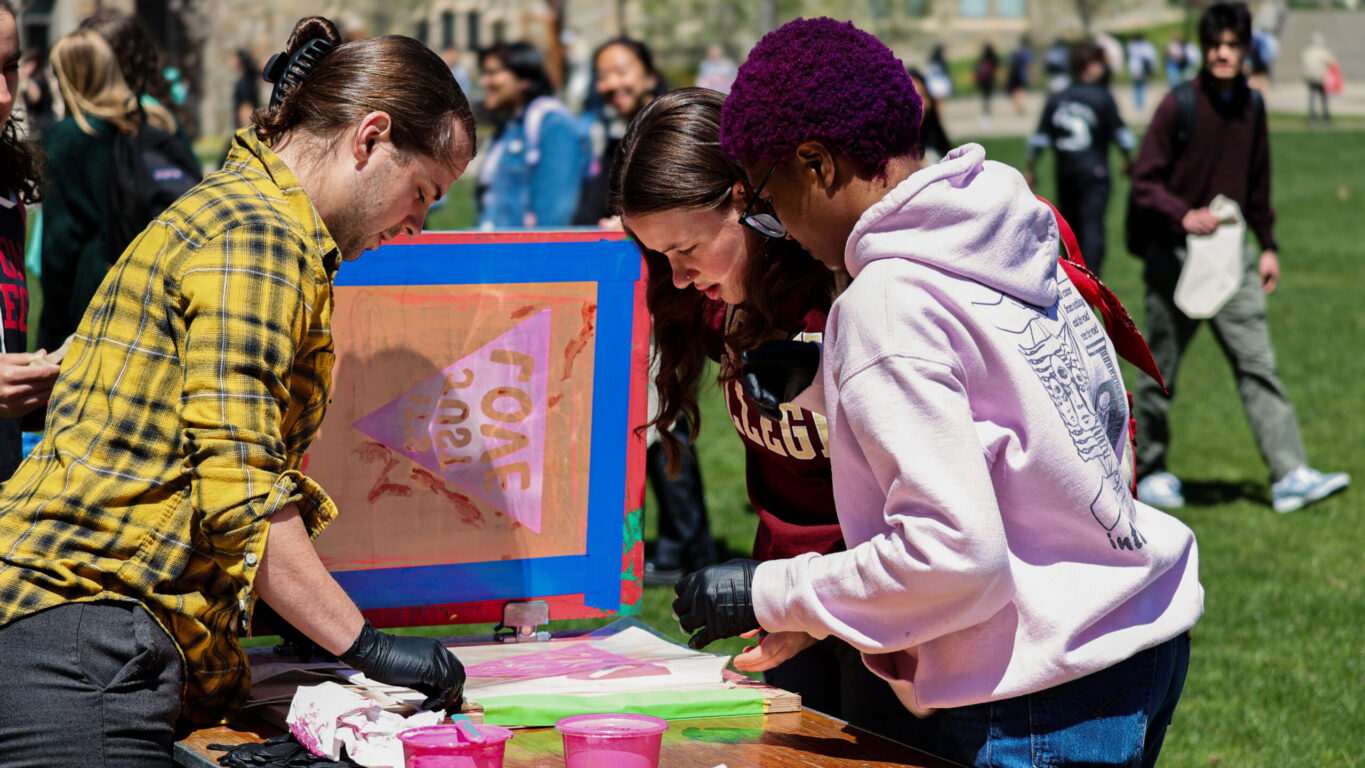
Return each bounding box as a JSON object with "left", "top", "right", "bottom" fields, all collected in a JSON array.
[{"left": 176, "top": 709, "right": 961, "bottom": 768}]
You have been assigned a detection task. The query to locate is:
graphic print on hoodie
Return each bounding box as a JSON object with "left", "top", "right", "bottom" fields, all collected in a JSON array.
[{"left": 976, "top": 278, "right": 1142, "bottom": 551}]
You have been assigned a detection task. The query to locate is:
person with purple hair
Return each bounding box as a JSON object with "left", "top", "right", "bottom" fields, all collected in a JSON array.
[{"left": 670, "top": 17, "right": 1203, "bottom": 767}]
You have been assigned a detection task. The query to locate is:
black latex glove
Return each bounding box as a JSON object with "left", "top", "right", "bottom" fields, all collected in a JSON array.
[
  {"left": 211, "top": 734, "right": 360, "bottom": 767},
  {"left": 339, "top": 620, "right": 465, "bottom": 713},
  {"left": 739, "top": 339, "right": 821, "bottom": 421},
  {"left": 672, "top": 558, "right": 760, "bottom": 650}
]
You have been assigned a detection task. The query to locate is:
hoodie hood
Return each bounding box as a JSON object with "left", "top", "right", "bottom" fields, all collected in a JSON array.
[{"left": 846, "top": 143, "right": 1059, "bottom": 309}]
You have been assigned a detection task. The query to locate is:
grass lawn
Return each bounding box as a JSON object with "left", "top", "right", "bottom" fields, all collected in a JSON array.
[{"left": 230, "top": 128, "right": 1362, "bottom": 765}]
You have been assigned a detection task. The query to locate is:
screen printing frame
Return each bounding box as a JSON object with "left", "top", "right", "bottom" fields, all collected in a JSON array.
[{"left": 310, "top": 231, "right": 648, "bottom": 629}]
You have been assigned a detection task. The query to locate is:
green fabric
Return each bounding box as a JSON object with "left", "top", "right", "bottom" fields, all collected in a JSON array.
[{"left": 477, "top": 688, "right": 767, "bottom": 727}]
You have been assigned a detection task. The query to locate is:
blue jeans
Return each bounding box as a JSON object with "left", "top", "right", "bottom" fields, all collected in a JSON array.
[{"left": 912, "top": 634, "right": 1190, "bottom": 768}]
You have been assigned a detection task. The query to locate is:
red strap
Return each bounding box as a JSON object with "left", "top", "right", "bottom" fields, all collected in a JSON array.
[{"left": 1035, "top": 196, "right": 1167, "bottom": 392}]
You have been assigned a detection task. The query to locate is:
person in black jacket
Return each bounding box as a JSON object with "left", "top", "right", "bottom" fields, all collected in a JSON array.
[{"left": 1025, "top": 42, "right": 1134, "bottom": 277}]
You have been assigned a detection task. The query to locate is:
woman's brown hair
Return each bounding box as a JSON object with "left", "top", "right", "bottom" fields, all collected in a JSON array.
[
  {"left": 254, "top": 17, "right": 476, "bottom": 169},
  {"left": 0, "top": 1, "right": 41, "bottom": 204},
  {"left": 609, "top": 87, "right": 836, "bottom": 470}
]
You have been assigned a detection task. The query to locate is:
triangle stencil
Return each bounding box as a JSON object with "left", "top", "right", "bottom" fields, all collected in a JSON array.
[{"left": 354, "top": 308, "right": 552, "bottom": 532}]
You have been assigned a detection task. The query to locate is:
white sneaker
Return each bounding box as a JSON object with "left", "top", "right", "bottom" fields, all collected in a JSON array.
[
  {"left": 1271, "top": 466, "right": 1350, "bottom": 513},
  {"left": 1137, "top": 472, "right": 1185, "bottom": 508}
]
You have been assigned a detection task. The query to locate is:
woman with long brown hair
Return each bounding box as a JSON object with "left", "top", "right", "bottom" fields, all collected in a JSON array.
[{"left": 610, "top": 87, "right": 918, "bottom": 740}]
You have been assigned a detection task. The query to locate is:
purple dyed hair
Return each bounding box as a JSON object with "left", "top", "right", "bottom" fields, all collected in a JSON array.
[{"left": 720, "top": 17, "right": 922, "bottom": 173}]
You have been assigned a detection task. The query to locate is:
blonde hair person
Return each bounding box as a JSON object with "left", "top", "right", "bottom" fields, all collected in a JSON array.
[
  {"left": 49, "top": 27, "right": 173, "bottom": 137},
  {"left": 37, "top": 27, "right": 182, "bottom": 354}
]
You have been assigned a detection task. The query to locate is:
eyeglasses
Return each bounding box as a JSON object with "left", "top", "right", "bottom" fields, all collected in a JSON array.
[{"left": 738, "top": 162, "right": 786, "bottom": 239}]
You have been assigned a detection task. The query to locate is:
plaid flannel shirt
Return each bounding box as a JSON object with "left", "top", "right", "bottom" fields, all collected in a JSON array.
[{"left": 0, "top": 128, "right": 341, "bottom": 724}]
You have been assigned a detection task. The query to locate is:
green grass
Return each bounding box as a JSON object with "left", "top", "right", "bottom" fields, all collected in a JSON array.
[{"left": 237, "top": 129, "right": 1365, "bottom": 765}]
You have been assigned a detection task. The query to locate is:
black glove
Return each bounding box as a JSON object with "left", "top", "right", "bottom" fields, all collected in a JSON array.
[
  {"left": 211, "top": 734, "right": 360, "bottom": 767},
  {"left": 672, "top": 558, "right": 760, "bottom": 650},
  {"left": 739, "top": 340, "right": 821, "bottom": 421},
  {"left": 339, "top": 621, "right": 465, "bottom": 713}
]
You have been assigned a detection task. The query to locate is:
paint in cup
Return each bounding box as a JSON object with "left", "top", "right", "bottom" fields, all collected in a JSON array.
[
  {"left": 554, "top": 713, "right": 668, "bottom": 768},
  {"left": 397, "top": 722, "right": 514, "bottom": 768}
]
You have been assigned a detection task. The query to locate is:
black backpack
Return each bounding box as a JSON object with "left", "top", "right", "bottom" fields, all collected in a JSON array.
[
  {"left": 1125, "top": 81, "right": 1263, "bottom": 257},
  {"left": 107, "top": 117, "right": 202, "bottom": 262}
]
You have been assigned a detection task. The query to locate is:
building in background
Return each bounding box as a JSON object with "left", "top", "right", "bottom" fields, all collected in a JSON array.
[{"left": 16, "top": 0, "right": 1178, "bottom": 143}]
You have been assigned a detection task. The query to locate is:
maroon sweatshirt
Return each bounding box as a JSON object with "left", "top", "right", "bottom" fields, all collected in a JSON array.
[
  {"left": 700, "top": 295, "right": 845, "bottom": 563},
  {"left": 1132, "top": 71, "right": 1277, "bottom": 251}
]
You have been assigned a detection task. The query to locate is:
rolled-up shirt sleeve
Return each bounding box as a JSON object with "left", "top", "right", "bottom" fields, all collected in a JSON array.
[{"left": 178, "top": 222, "right": 336, "bottom": 576}]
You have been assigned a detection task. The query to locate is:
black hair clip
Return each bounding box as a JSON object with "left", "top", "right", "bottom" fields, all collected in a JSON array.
[{"left": 262, "top": 37, "right": 336, "bottom": 109}]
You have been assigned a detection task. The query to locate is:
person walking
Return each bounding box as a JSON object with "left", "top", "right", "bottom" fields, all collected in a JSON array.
[
  {"left": 0, "top": 16, "right": 476, "bottom": 764},
  {"left": 1127, "top": 32, "right": 1159, "bottom": 110},
  {"left": 1300, "top": 32, "right": 1336, "bottom": 124},
  {"left": 1026, "top": 42, "right": 1135, "bottom": 277},
  {"left": 1166, "top": 32, "right": 1190, "bottom": 86},
  {"left": 1006, "top": 36, "right": 1033, "bottom": 115},
  {"left": 973, "top": 43, "right": 1000, "bottom": 122},
  {"left": 1129, "top": 2, "right": 1349, "bottom": 513}
]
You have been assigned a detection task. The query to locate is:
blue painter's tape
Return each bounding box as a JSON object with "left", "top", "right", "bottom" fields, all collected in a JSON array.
[{"left": 335, "top": 240, "right": 642, "bottom": 287}]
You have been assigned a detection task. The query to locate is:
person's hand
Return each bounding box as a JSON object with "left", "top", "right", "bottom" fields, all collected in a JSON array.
[
  {"left": 1181, "top": 207, "right": 1219, "bottom": 235},
  {"left": 340, "top": 621, "right": 465, "bottom": 713},
  {"left": 739, "top": 340, "right": 821, "bottom": 422},
  {"left": 0, "top": 352, "right": 59, "bottom": 419},
  {"left": 672, "top": 558, "right": 760, "bottom": 650},
  {"left": 733, "top": 631, "right": 817, "bottom": 673},
  {"left": 1259, "top": 249, "right": 1280, "bottom": 294}
]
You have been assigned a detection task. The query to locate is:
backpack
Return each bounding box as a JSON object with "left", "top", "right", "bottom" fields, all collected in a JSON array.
[
  {"left": 523, "top": 95, "right": 590, "bottom": 183},
  {"left": 107, "top": 118, "right": 202, "bottom": 262},
  {"left": 1124, "top": 82, "right": 1197, "bottom": 257}
]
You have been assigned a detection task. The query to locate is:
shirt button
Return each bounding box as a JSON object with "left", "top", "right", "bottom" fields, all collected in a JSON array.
[{"left": 245, "top": 552, "right": 258, "bottom": 566}]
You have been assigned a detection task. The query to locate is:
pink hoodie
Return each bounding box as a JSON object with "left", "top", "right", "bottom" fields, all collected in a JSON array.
[{"left": 751, "top": 144, "right": 1203, "bottom": 716}]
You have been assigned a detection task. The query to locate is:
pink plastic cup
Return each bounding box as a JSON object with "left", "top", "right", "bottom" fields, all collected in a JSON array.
[
  {"left": 554, "top": 713, "right": 669, "bottom": 768},
  {"left": 397, "top": 723, "right": 514, "bottom": 768}
]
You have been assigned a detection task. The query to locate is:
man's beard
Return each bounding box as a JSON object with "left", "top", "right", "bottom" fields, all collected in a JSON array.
[{"left": 328, "top": 172, "right": 382, "bottom": 261}]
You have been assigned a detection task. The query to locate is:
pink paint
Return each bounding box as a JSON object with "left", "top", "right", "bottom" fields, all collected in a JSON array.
[
  {"left": 353, "top": 309, "right": 551, "bottom": 532},
  {"left": 465, "top": 644, "right": 642, "bottom": 680},
  {"left": 398, "top": 723, "right": 513, "bottom": 768},
  {"left": 555, "top": 714, "right": 666, "bottom": 768}
]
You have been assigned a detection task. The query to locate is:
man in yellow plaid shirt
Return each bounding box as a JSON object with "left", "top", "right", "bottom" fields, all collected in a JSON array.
[{"left": 0, "top": 17, "right": 477, "bottom": 764}]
